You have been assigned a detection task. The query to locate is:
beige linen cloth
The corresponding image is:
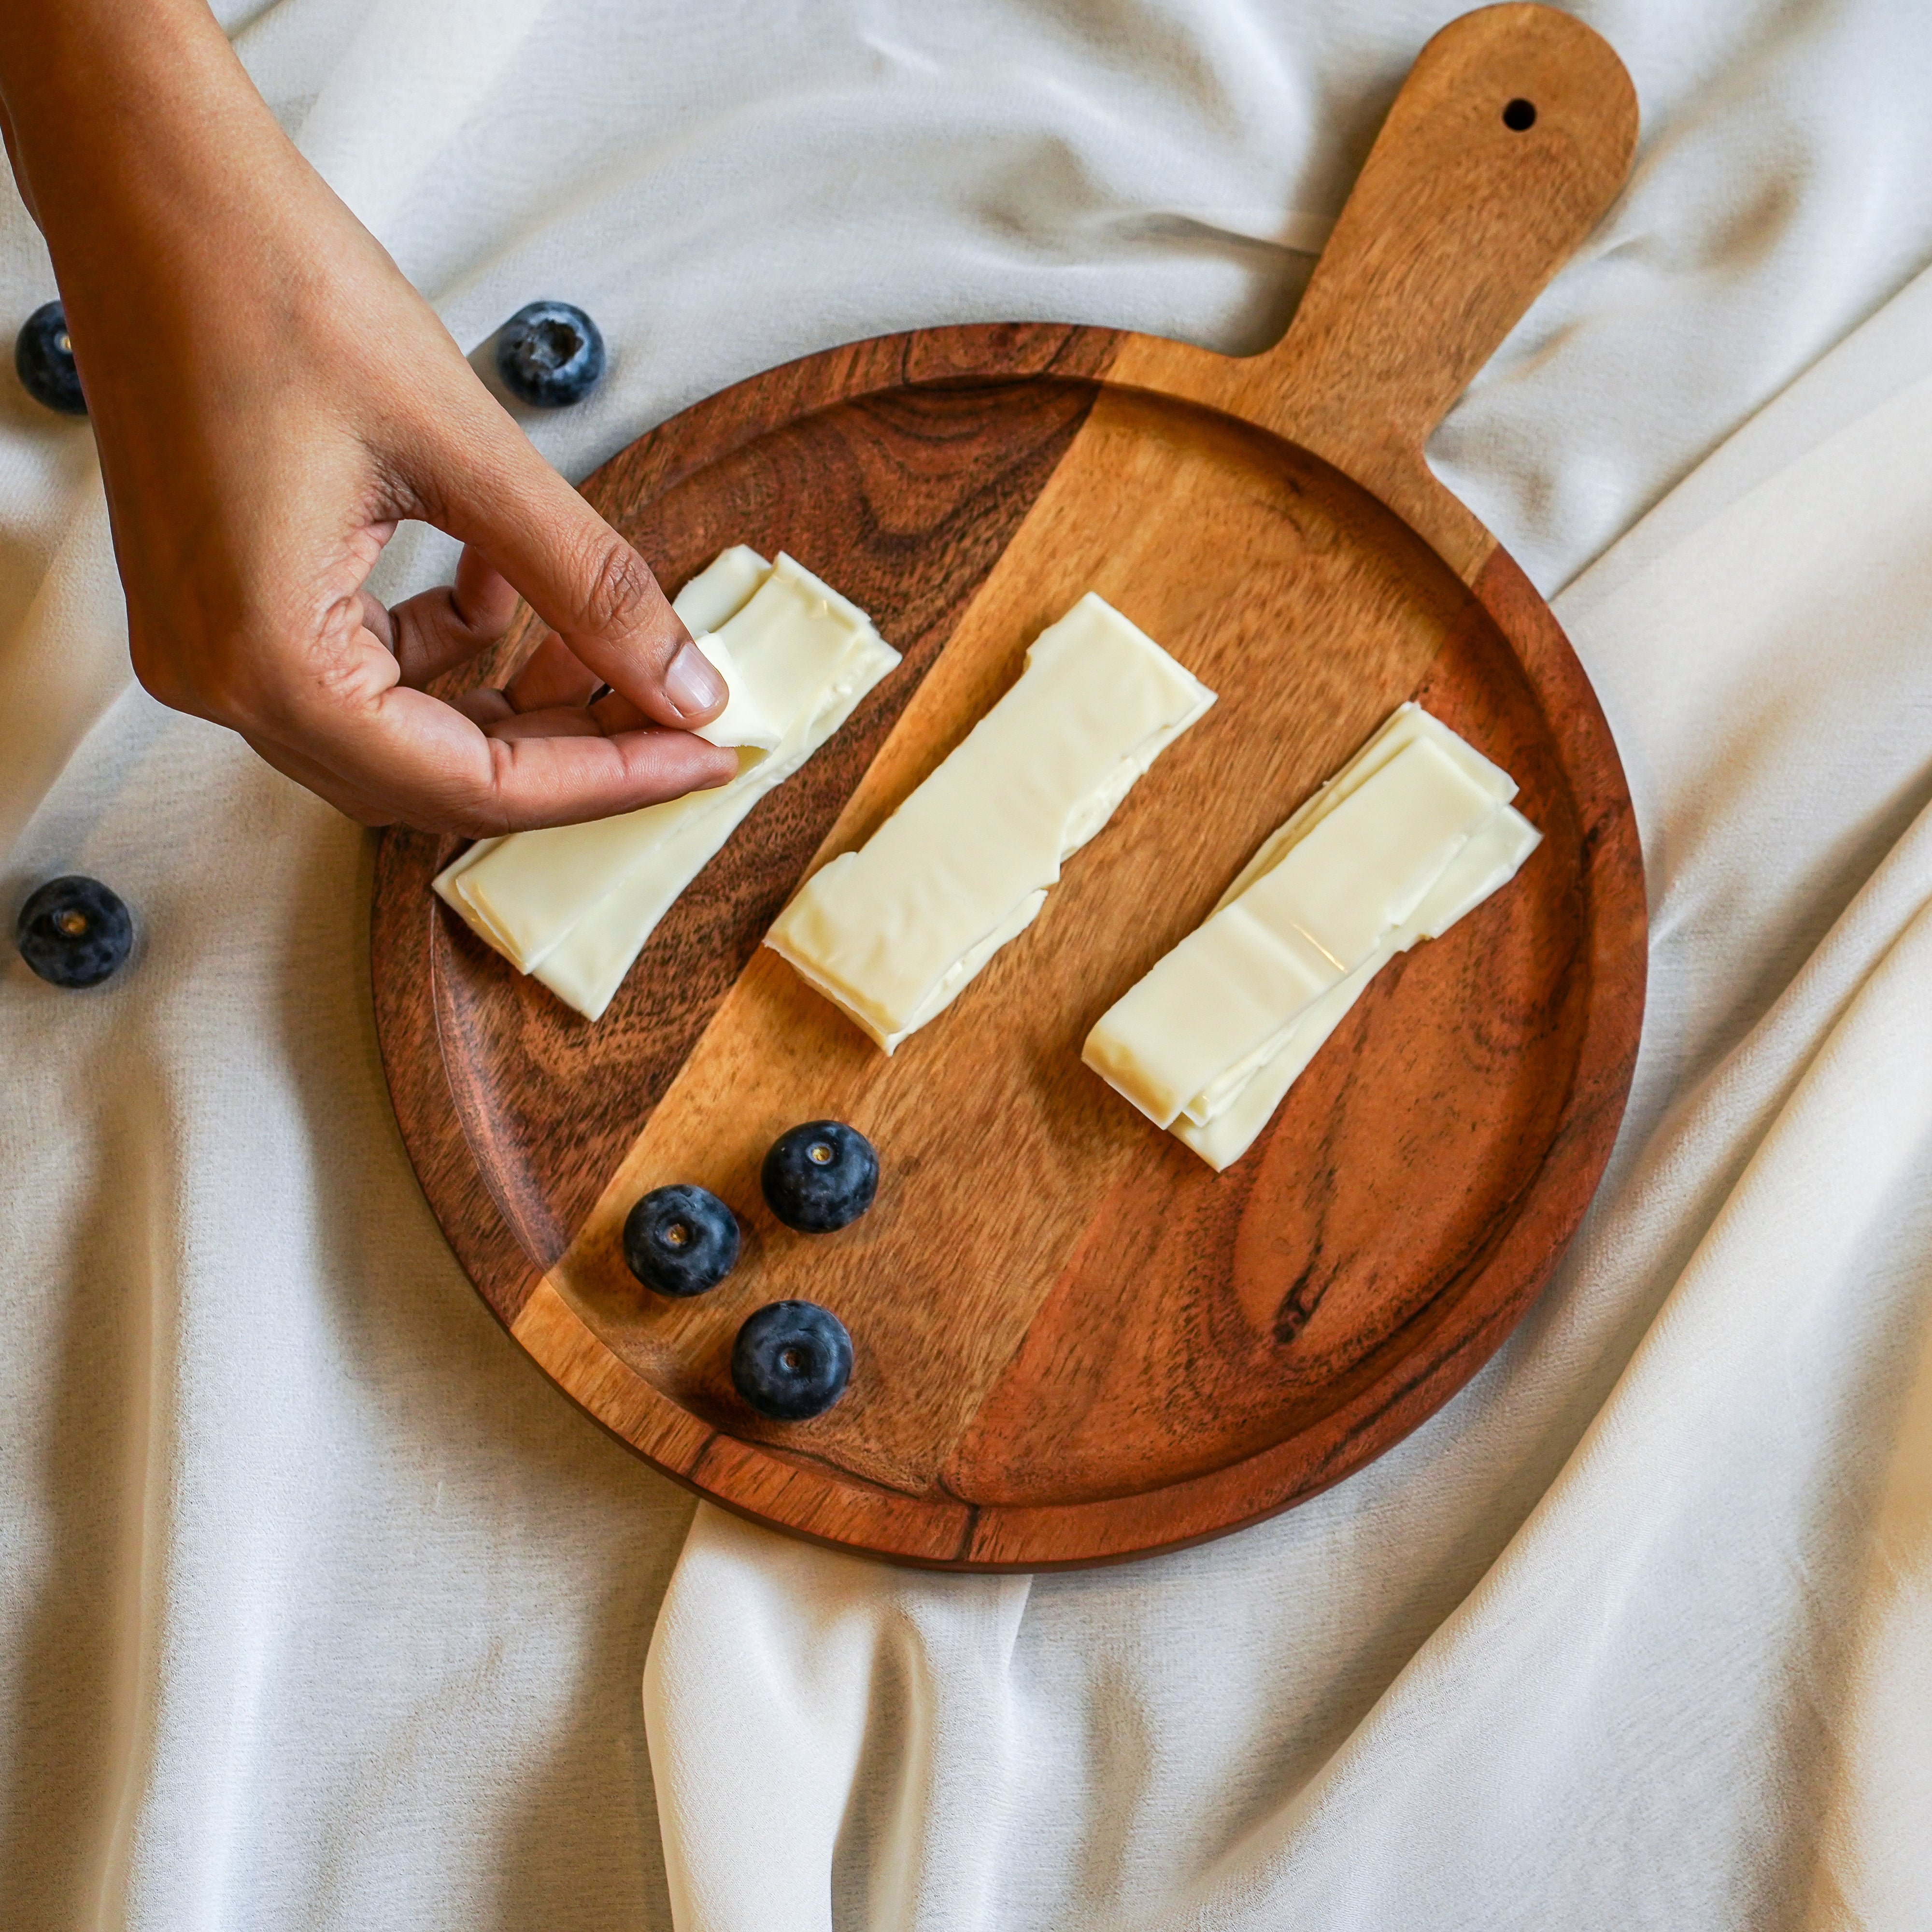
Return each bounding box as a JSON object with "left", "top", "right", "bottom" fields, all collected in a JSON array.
[{"left": 8, "top": 2, "right": 1932, "bottom": 1926}]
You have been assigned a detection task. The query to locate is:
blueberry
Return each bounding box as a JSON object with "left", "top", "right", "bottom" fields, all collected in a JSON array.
[
  {"left": 732, "top": 1301, "right": 853, "bottom": 1421},
  {"left": 15, "top": 875, "right": 133, "bottom": 987},
  {"left": 761, "top": 1120, "right": 878, "bottom": 1233},
  {"left": 494, "top": 300, "right": 606, "bottom": 407},
  {"left": 15, "top": 300, "right": 85, "bottom": 416},
  {"left": 623, "top": 1184, "right": 740, "bottom": 1297}
]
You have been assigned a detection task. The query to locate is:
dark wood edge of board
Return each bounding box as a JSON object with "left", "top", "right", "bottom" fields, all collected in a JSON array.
[{"left": 370, "top": 321, "right": 1648, "bottom": 1571}]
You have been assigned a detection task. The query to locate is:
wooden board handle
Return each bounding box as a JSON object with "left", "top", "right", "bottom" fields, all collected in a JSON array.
[
  {"left": 1105, "top": 5, "right": 1640, "bottom": 578},
  {"left": 1267, "top": 6, "right": 1636, "bottom": 553}
]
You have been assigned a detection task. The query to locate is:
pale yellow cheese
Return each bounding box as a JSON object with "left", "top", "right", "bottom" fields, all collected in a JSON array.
[
  {"left": 1214, "top": 702, "right": 1516, "bottom": 907},
  {"left": 432, "top": 548, "right": 900, "bottom": 1019},
  {"left": 433, "top": 545, "right": 775, "bottom": 963},
  {"left": 765, "top": 593, "right": 1215, "bottom": 1052},
  {"left": 1085, "top": 733, "right": 1501, "bottom": 1131},
  {"left": 677, "top": 543, "right": 771, "bottom": 636},
  {"left": 1083, "top": 703, "right": 1540, "bottom": 1166},
  {"left": 690, "top": 632, "right": 782, "bottom": 751},
  {"left": 687, "top": 544, "right": 860, "bottom": 752},
  {"left": 1171, "top": 804, "right": 1540, "bottom": 1168},
  {"left": 531, "top": 629, "right": 897, "bottom": 1018}
]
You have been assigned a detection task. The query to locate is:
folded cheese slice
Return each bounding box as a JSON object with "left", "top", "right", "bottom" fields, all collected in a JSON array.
[
  {"left": 677, "top": 542, "right": 771, "bottom": 637},
  {"left": 433, "top": 548, "right": 900, "bottom": 1019},
  {"left": 1083, "top": 703, "right": 1538, "bottom": 1161},
  {"left": 426, "top": 547, "right": 781, "bottom": 956},
  {"left": 1213, "top": 703, "right": 1518, "bottom": 907},
  {"left": 1171, "top": 803, "right": 1539, "bottom": 1169},
  {"left": 683, "top": 544, "right": 799, "bottom": 752},
  {"left": 766, "top": 593, "right": 1215, "bottom": 1053},
  {"left": 529, "top": 627, "right": 897, "bottom": 1019}
]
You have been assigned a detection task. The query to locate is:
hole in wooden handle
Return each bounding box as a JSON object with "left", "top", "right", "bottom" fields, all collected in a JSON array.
[{"left": 1502, "top": 97, "right": 1537, "bottom": 131}]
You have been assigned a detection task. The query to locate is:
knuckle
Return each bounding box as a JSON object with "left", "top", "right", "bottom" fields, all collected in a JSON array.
[{"left": 575, "top": 535, "right": 653, "bottom": 640}]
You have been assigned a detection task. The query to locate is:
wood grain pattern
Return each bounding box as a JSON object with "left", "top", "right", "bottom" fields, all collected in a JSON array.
[
  {"left": 375, "top": 326, "right": 1119, "bottom": 1315},
  {"left": 1110, "top": 1, "right": 1639, "bottom": 579},
  {"left": 371, "top": 4, "right": 1648, "bottom": 1567}
]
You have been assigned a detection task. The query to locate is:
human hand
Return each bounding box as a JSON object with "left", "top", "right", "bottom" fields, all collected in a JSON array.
[{"left": 0, "top": 0, "right": 739, "bottom": 835}]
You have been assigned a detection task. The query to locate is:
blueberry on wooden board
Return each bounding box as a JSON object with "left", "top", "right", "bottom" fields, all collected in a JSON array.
[
  {"left": 15, "top": 301, "right": 85, "bottom": 415},
  {"left": 15, "top": 875, "right": 133, "bottom": 987},
  {"left": 495, "top": 301, "right": 606, "bottom": 408},
  {"left": 732, "top": 1301, "right": 853, "bottom": 1421},
  {"left": 623, "top": 1184, "right": 740, "bottom": 1297},
  {"left": 761, "top": 1120, "right": 878, "bottom": 1233}
]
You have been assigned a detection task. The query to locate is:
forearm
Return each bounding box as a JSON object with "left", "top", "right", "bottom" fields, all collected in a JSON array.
[
  {"left": 0, "top": 1, "right": 402, "bottom": 427},
  {"left": 0, "top": 0, "right": 434, "bottom": 669},
  {"left": 0, "top": 0, "right": 270, "bottom": 238}
]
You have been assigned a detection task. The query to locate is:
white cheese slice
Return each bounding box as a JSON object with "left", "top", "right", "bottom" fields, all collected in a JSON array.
[
  {"left": 435, "top": 832, "right": 504, "bottom": 886},
  {"left": 432, "top": 548, "right": 777, "bottom": 962},
  {"left": 432, "top": 549, "right": 900, "bottom": 1018},
  {"left": 1171, "top": 804, "right": 1541, "bottom": 1169},
  {"left": 1215, "top": 701, "right": 1516, "bottom": 907},
  {"left": 675, "top": 543, "right": 771, "bottom": 636},
  {"left": 687, "top": 545, "right": 867, "bottom": 752},
  {"left": 530, "top": 624, "right": 899, "bottom": 1018},
  {"left": 440, "top": 553, "right": 894, "bottom": 972},
  {"left": 1084, "top": 732, "right": 1501, "bottom": 1131},
  {"left": 690, "top": 633, "right": 783, "bottom": 751},
  {"left": 433, "top": 833, "right": 517, "bottom": 954},
  {"left": 765, "top": 593, "right": 1215, "bottom": 1053}
]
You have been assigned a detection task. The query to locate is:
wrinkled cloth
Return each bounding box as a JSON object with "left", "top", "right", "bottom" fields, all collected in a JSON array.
[
  {"left": 9, "top": 1, "right": 1932, "bottom": 1927},
  {"left": 648, "top": 260, "right": 1932, "bottom": 1932}
]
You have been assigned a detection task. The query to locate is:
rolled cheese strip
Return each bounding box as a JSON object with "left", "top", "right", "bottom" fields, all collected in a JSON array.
[
  {"left": 1084, "top": 732, "right": 1502, "bottom": 1131},
  {"left": 766, "top": 593, "right": 1215, "bottom": 1053},
  {"left": 685, "top": 544, "right": 843, "bottom": 752},
  {"left": 1171, "top": 804, "right": 1540, "bottom": 1169},
  {"left": 433, "top": 550, "right": 900, "bottom": 1019},
  {"left": 690, "top": 632, "right": 783, "bottom": 751},
  {"left": 431, "top": 546, "right": 776, "bottom": 961},
  {"left": 440, "top": 553, "right": 894, "bottom": 973}
]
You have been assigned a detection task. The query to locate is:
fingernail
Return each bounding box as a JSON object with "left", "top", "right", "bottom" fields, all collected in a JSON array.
[{"left": 665, "top": 641, "right": 727, "bottom": 718}]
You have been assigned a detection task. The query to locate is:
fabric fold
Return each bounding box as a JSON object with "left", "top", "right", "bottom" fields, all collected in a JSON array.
[
  {"left": 16, "top": 3, "right": 1932, "bottom": 1926},
  {"left": 642, "top": 253, "right": 1932, "bottom": 1931}
]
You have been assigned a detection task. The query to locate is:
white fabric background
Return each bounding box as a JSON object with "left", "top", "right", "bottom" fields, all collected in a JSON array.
[
  {"left": 648, "top": 264, "right": 1932, "bottom": 1932},
  {"left": 6, "top": 1, "right": 1932, "bottom": 1926}
]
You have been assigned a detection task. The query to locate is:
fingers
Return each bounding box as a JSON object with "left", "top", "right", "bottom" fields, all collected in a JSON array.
[
  {"left": 504, "top": 630, "right": 602, "bottom": 711},
  {"left": 418, "top": 419, "right": 728, "bottom": 731},
  {"left": 261, "top": 686, "right": 739, "bottom": 834},
  {"left": 328, "top": 523, "right": 733, "bottom": 832},
  {"left": 243, "top": 728, "right": 396, "bottom": 826},
  {"left": 384, "top": 543, "right": 614, "bottom": 719},
  {"left": 384, "top": 537, "right": 644, "bottom": 733},
  {"left": 270, "top": 607, "right": 739, "bottom": 832},
  {"left": 457, "top": 685, "right": 628, "bottom": 742},
  {"left": 385, "top": 543, "right": 521, "bottom": 688}
]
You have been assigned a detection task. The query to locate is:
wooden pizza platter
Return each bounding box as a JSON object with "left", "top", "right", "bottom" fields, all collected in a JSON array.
[{"left": 372, "top": 4, "right": 1646, "bottom": 1569}]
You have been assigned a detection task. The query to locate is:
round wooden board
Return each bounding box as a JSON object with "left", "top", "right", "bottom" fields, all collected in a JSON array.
[{"left": 372, "top": 5, "right": 1647, "bottom": 1569}]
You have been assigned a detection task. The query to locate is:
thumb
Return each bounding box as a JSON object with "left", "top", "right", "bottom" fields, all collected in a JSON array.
[{"left": 427, "top": 413, "right": 727, "bottom": 729}]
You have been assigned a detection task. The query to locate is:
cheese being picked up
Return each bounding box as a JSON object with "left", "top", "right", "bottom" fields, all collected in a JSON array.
[
  {"left": 765, "top": 593, "right": 1215, "bottom": 1052},
  {"left": 1084, "top": 704, "right": 1540, "bottom": 1170},
  {"left": 433, "top": 548, "right": 900, "bottom": 1020}
]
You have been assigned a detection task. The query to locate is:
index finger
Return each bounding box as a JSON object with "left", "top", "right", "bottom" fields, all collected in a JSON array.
[{"left": 418, "top": 412, "right": 726, "bottom": 730}]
